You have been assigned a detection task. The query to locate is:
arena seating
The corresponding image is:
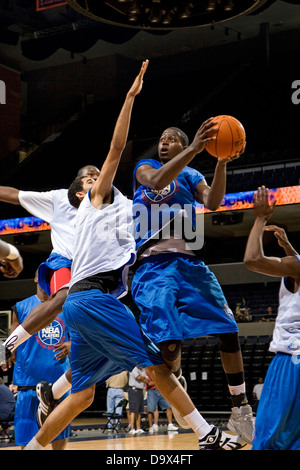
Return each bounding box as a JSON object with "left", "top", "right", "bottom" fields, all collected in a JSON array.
[{"left": 181, "top": 334, "right": 274, "bottom": 412}]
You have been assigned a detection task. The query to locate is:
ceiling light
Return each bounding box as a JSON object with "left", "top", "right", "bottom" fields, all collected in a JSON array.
[{"left": 66, "top": 1, "right": 270, "bottom": 30}]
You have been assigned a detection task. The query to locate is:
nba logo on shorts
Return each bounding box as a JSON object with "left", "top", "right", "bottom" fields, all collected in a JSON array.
[
  {"left": 0, "top": 80, "right": 6, "bottom": 104},
  {"left": 37, "top": 318, "right": 65, "bottom": 349}
]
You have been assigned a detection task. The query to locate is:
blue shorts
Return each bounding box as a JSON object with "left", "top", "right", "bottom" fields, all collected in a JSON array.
[
  {"left": 63, "top": 290, "right": 164, "bottom": 393},
  {"left": 131, "top": 253, "right": 238, "bottom": 344},
  {"left": 147, "top": 389, "right": 171, "bottom": 412},
  {"left": 252, "top": 352, "right": 300, "bottom": 450},
  {"left": 14, "top": 389, "right": 70, "bottom": 446}
]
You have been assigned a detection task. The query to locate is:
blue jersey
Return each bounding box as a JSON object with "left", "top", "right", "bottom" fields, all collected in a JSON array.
[
  {"left": 132, "top": 159, "right": 204, "bottom": 249},
  {"left": 12, "top": 295, "right": 70, "bottom": 386}
]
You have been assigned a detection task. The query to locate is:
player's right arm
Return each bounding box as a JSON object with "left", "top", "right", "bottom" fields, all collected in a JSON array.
[
  {"left": 0, "top": 186, "right": 20, "bottom": 205},
  {"left": 135, "top": 118, "right": 216, "bottom": 191},
  {"left": 90, "top": 60, "right": 148, "bottom": 208}
]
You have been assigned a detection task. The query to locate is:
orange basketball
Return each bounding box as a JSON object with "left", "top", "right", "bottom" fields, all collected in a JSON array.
[{"left": 205, "top": 115, "right": 246, "bottom": 158}]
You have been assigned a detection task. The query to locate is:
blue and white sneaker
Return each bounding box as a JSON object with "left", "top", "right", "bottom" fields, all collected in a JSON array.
[
  {"left": 36, "top": 381, "right": 58, "bottom": 428},
  {"left": 199, "top": 426, "right": 245, "bottom": 450}
]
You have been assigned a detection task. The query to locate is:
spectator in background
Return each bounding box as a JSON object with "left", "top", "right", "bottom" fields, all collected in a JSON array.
[
  {"left": 105, "top": 371, "right": 128, "bottom": 431},
  {"left": 146, "top": 371, "right": 178, "bottom": 433},
  {"left": 128, "top": 366, "right": 148, "bottom": 435},
  {"left": 260, "top": 306, "right": 276, "bottom": 322},
  {"left": 0, "top": 377, "right": 15, "bottom": 439},
  {"left": 235, "top": 306, "right": 253, "bottom": 323},
  {"left": 252, "top": 377, "right": 264, "bottom": 413}
]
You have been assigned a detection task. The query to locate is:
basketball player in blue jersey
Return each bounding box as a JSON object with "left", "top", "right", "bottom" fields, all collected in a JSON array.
[
  {"left": 131, "top": 125, "right": 254, "bottom": 443},
  {"left": 24, "top": 61, "right": 244, "bottom": 450},
  {"left": 244, "top": 186, "right": 300, "bottom": 450},
  {"left": 11, "top": 271, "right": 71, "bottom": 449},
  {"left": 0, "top": 165, "right": 99, "bottom": 367}
]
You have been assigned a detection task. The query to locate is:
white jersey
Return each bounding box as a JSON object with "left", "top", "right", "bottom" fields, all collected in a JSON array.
[
  {"left": 270, "top": 255, "right": 300, "bottom": 355},
  {"left": 69, "top": 187, "right": 136, "bottom": 297},
  {"left": 18, "top": 189, "right": 77, "bottom": 260}
]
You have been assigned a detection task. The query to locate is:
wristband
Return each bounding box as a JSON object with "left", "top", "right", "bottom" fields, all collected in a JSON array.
[{"left": 6, "top": 243, "right": 20, "bottom": 260}]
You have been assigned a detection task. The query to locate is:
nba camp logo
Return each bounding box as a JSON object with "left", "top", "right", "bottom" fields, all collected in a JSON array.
[{"left": 0, "top": 80, "right": 6, "bottom": 104}]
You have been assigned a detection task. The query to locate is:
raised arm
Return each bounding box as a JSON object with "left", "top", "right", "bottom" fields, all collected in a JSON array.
[
  {"left": 244, "top": 186, "right": 300, "bottom": 280},
  {"left": 90, "top": 60, "right": 149, "bottom": 208}
]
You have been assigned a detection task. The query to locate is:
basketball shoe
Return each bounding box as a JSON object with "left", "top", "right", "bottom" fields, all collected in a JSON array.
[
  {"left": 227, "top": 404, "right": 255, "bottom": 444},
  {"left": 199, "top": 426, "right": 245, "bottom": 450},
  {"left": 36, "top": 381, "right": 58, "bottom": 427}
]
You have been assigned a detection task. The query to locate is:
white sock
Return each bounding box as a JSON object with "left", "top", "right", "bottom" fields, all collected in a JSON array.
[
  {"left": 52, "top": 372, "right": 72, "bottom": 400},
  {"left": 24, "top": 437, "right": 45, "bottom": 450},
  {"left": 4, "top": 325, "right": 31, "bottom": 352},
  {"left": 228, "top": 382, "right": 246, "bottom": 397},
  {"left": 183, "top": 409, "right": 212, "bottom": 439}
]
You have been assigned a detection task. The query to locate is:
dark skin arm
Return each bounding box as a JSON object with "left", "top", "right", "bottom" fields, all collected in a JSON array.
[
  {"left": 90, "top": 60, "right": 148, "bottom": 209},
  {"left": 244, "top": 186, "right": 300, "bottom": 287},
  {"left": 135, "top": 118, "right": 217, "bottom": 191},
  {"left": 0, "top": 186, "right": 20, "bottom": 205},
  {"left": 136, "top": 125, "right": 244, "bottom": 212}
]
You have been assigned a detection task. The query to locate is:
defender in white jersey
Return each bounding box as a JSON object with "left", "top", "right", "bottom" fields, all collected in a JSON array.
[
  {"left": 0, "top": 165, "right": 99, "bottom": 362},
  {"left": 25, "top": 61, "right": 244, "bottom": 451},
  {"left": 244, "top": 186, "right": 300, "bottom": 450}
]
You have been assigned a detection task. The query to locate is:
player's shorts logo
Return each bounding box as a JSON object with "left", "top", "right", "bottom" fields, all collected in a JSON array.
[
  {"left": 142, "top": 180, "right": 177, "bottom": 204},
  {"left": 37, "top": 318, "right": 65, "bottom": 349}
]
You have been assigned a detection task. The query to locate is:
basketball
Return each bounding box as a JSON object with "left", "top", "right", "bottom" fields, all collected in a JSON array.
[{"left": 205, "top": 115, "right": 246, "bottom": 158}]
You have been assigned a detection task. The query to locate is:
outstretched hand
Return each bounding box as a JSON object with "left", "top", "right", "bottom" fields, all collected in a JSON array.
[
  {"left": 128, "top": 59, "right": 149, "bottom": 97},
  {"left": 253, "top": 186, "right": 276, "bottom": 221}
]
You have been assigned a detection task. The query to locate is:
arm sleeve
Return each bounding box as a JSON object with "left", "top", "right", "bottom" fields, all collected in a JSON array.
[{"left": 18, "top": 190, "right": 54, "bottom": 223}]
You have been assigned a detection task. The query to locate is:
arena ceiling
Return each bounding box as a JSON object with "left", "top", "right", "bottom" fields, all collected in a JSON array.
[{"left": 0, "top": 0, "right": 299, "bottom": 70}]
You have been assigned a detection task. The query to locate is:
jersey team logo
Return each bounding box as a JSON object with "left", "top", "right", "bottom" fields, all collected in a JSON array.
[
  {"left": 36, "top": 317, "right": 65, "bottom": 349},
  {"left": 142, "top": 180, "right": 178, "bottom": 204}
]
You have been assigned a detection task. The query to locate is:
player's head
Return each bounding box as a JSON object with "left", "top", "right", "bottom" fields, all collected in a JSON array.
[
  {"left": 68, "top": 166, "right": 100, "bottom": 208},
  {"left": 158, "top": 127, "right": 189, "bottom": 163},
  {"left": 77, "top": 165, "right": 100, "bottom": 180}
]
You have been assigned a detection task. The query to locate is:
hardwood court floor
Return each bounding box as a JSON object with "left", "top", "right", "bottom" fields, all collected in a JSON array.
[{"left": 0, "top": 423, "right": 252, "bottom": 451}]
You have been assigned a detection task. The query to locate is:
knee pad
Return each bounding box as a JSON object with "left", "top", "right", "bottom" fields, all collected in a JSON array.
[
  {"left": 218, "top": 332, "right": 241, "bottom": 353},
  {"left": 158, "top": 340, "right": 182, "bottom": 362}
]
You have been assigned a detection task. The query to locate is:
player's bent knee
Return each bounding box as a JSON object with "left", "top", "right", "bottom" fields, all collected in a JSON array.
[
  {"left": 73, "top": 386, "right": 95, "bottom": 410},
  {"left": 218, "top": 332, "right": 241, "bottom": 353},
  {"left": 158, "top": 340, "right": 182, "bottom": 362}
]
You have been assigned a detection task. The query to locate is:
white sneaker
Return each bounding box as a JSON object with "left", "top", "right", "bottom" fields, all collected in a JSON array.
[
  {"left": 152, "top": 423, "right": 159, "bottom": 432},
  {"left": 227, "top": 404, "right": 255, "bottom": 444},
  {"left": 135, "top": 429, "right": 145, "bottom": 434},
  {"left": 128, "top": 429, "right": 136, "bottom": 435},
  {"left": 168, "top": 423, "right": 178, "bottom": 431}
]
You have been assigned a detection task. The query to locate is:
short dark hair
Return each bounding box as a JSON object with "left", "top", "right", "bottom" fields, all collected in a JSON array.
[
  {"left": 170, "top": 127, "right": 189, "bottom": 146},
  {"left": 68, "top": 176, "right": 84, "bottom": 208}
]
